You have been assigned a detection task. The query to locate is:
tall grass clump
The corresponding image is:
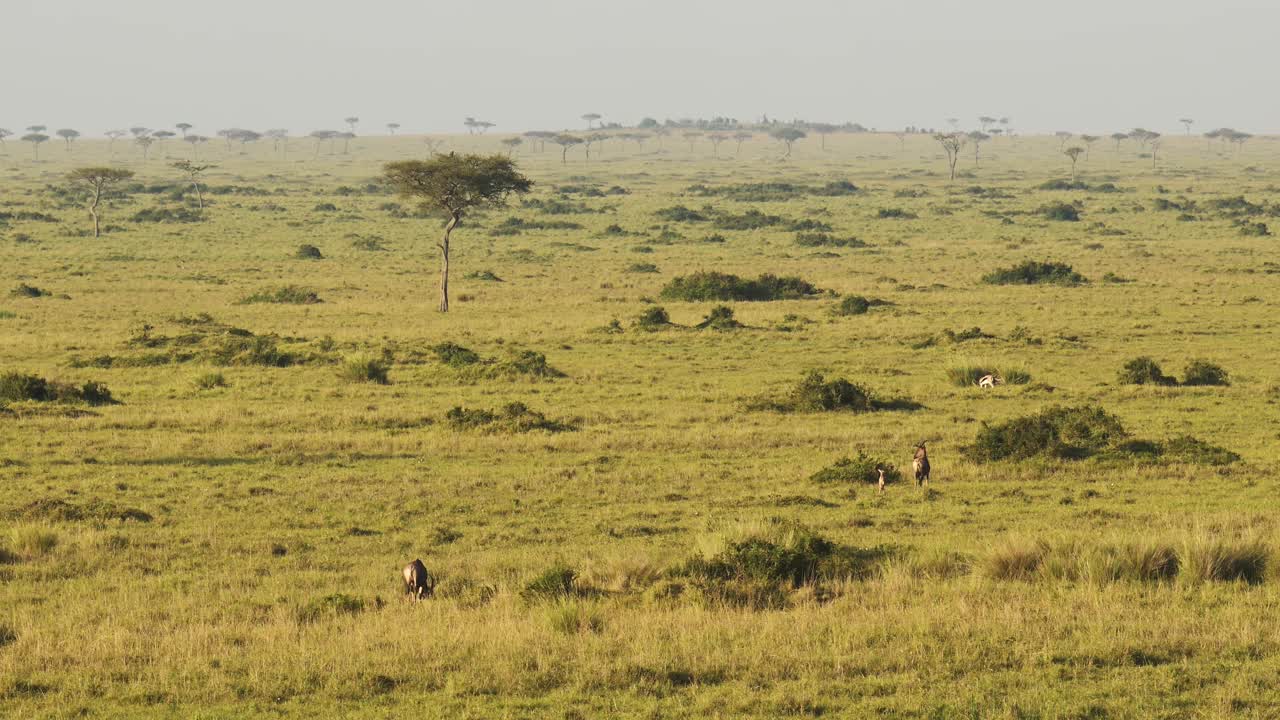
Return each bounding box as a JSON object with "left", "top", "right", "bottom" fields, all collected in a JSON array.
[
  {"left": 444, "top": 402, "right": 575, "bottom": 433},
  {"left": 750, "top": 371, "right": 873, "bottom": 413},
  {"left": 1180, "top": 536, "right": 1268, "bottom": 585},
  {"left": 1118, "top": 357, "right": 1176, "bottom": 386},
  {"left": 982, "top": 261, "right": 1086, "bottom": 285},
  {"left": 1181, "top": 360, "right": 1229, "bottom": 386},
  {"left": 10, "top": 525, "right": 59, "bottom": 560},
  {"left": 339, "top": 356, "right": 390, "bottom": 384},
  {"left": 946, "top": 366, "right": 1032, "bottom": 387}
]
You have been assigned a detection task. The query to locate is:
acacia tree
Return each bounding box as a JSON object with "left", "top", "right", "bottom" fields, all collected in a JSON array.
[
  {"left": 382, "top": 154, "right": 533, "bottom": 312},
  {"left": 310, "top": 130, "right": 337, "bottom": 156},
  {"left": 1179, "top": 118, "right": 1193, "bottom": 136},
  {"left": 1149, "top": 136, "right": 1162, "bottom": 168},
  {"left": 265, "top": 129, "right": 289, "bottom": 156},
  {"left": 652, "top": 126, "right": 670, "bottom": 149},
  {"left": 0, "top": 128, "right": 10, "bottom": 151},
  {"left": 732, "top": 131, "right": 752, "bottom": 156},
  {"left": 682, "top": 131, "right": 703, "bottom": 152},
  {"left": 809, "top": 123, "right": 838, "bottom": 149},
  {"left": 967, "top": 131, "right": 989, "bottom": 165},
  {"left": 337, "top": 131, "right": 355, "bottom": 153},
  {"left": 176, "top": 122, "right": 192, "bottom": 138},
  {"left": 22, "top": 133, "right": 48, "bottom": 160},
  {"left": 56, "top": 128, "right": 80, "bottom": 150},
  {"left": 135, "top": 135, "right": 155, "bottom": 160},
  {"left": 344, "top": 116, "right": 359, "bottom": 133},
  {"left": 67, "top": 167, "right": 134, "bottom": 237},
  {"left": 551, "top": 133, "right": 582, "bottom": 164},
  {"left": 423, "top": 137, "right": 446, "bottom": 156},
  {"left": 105, "top": 130, "right": 126, "bottom": 154},
  {"left": 1054, "top": 131, "right": 1072, "bottom": 150},
  {"left": 386, "top": 122, "right": 400, "bottom": 135},
  {"left": 171, "top": 160, "right": 215, "bottom": 209},
  {"left": 770, "top": 127, "right": 806, "bottom": 158},
  {"left": 933, "top": 132, "right": 964, "bottom": 180},
  {"left": 500, "top": 136, "right": 523, "bottom": 157},
  {"left": 978, "top": 116, "right": 996, "bottom": 132},
  {"left": 1079, "top": 134, "right": 1099, "bottom": 160},
  {"left": 581, "top": 113, "right": 601, "bottom": 129},
  {"left": 1064, "top": 146, "right": 1085, "bottom": 182},
  {"left": 1110, "top": 132, "right": 1128, "bottom": 152},
  {"left": 708, "top": 132, "right": 728, "bottom": 157},
  {"left": 184, "top": 134, "right": 208, "bottom": 159},
  {"left": 152, "top": 130, "right": 176, "bottom": 149}
]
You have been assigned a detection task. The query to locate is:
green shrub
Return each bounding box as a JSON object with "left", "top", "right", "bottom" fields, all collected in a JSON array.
[
  {"left": 1161, "top": 436, "right": 1241, "bottom": 466},
  {"left": 430, "top": 342, "right": 482, "bottom": 367},
  {"left": 625, "top": 262, "right": 659, "bottom": 273},
  {"left": 1040, "top": 202, "right": 1081, "bottom": 221},
  {"left": 965, "top": 405, "right": 1129, "bottom": 462},
  {"left": 193, "top": 372, "right": 227, "bottom": 390},
  {"left": 237, "top": 285, "right": 322, "bottom": 305},
  {"left": 795, "top": 232, "right": 866, "bottom": 248},
  {"left": 1239, "top": 222, "right": 1270, "bottom": 237},
  {"left": 1181, "top": 360, "right": 1229, "bottom": 386},
  {"left": 444, "top": 402, "right": 574, "bottom": 433},
  {"left": 809, "top": 452, "right": 901, "bottom": 485},
  {"left": 130, "top": 206, "right": 204, "bottom": 223},
  {"left": 313, "top": 202, "right": 338, "bottom": 212},
  {"left": 295, "top": 244, "right": 323, "bottom": 259},
  {"left": 694, "top": 305, "right": 743, "bottom": 330},
  {"left": 830, "top": 295, "right": 890, "bottom": 316},
  {"left": 0, "top": 310, "right": 15, "bottom": 320},
  {"left": 1118, "top": 357, "right": 1176, "bottom": 386},
  {"left": 464, "top": 270, "right": 502, "bottom": 282},
  {"left": 654, "top": 205, "right": 709, "bottom": 222},
  {"left": 982, "top": 261, "right": 1086, "bottom": 285},
  {"left": 0, "top": 373, "right": 115, "bottom": 406},
  {"left": 876, "top": 208, "right": 918, "bottom": 219},
  {"left": 634, "top": 306, "right": 673, "bottom": 331},
  {"left": 751, "top": 371, "right": 873, "bottom": 414},
  {"left": 521, "top": 566, "right": 578, "bottom": 601},
  {"left": 339, "top": 356, "right": 390, "bottom": 384},
  {"left": 660, "top": 271, "right": 822, "bottom": 302}
]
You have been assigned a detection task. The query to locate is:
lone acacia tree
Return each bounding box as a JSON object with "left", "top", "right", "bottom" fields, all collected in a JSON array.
[
  {"left": 172, "top": 160, "right": 215, "bottom": 209},
  {"left": 56, "top": 128, "right": 80, "bottom": 150},
  {"left": 933, "top": 132, "right": 965, "bottom": 180},
  {"left": 581, "top": 113, "right": 601, "bottom": 129},
  {"left": 67, "top": 167, "right": 134, "bottom": 237},
  {"left": 22, "top": 133, "right": 48, "bottom": 160},
  {"left": 551, "top": 133, "right": 582, "bottom": 163},
  {"left": 770, "top": 127, "right": 806, "bottom": 158},
  {"left": 1064, "top": 146, "right": 1085, "bottom": 182},
  {"left": 732, "top": 131, "right": 752, "bottom": 156},
  {"left": 1179, "top": 118, "right": 1194, "bottom": 135},
  {"left": 383, "top": 154, "right": 532, "bottom": 312},
  {"left": 967, "top": 131, "right": 989, "bottom": 166}
]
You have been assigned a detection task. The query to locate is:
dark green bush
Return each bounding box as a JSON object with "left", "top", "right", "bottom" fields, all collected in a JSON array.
[
  {"left": 464, "top": 270, "right": 503, "bottom": 282},
  {"left": 130, "top": 206, "right": 204, "bottom": 223},
  {"left": 237, "top": 285, "right": 322, "bottom": 305},
  {"left": 1118, "top": 357, "right": 1176, "bottom": 386},
  {"left": 625, "top": 262, "right": 659, "bottom": 273},
  {"left": 1161, "top": 436, "right": 1241, "bottom": 466},
  {"left": 660, "top": 271, "right": 822, "bottom": 302},
  {"left": 876, "top": 208, "right": 918, "bottom": 219},
  {"left": 695, "top": 305, "right": 743, "bottom": 330},
  {"left": 749, "top": 371, "right": 874, "bottom": 414},
  {"left": 444, "top": 402, "right": 574, "bottom": 433},
  {"left": 654, "top": 205, "right": 709, "bottom": 223},
  {"left": 339, "top": 356, "right": 390, "bottom": 384},
  {"left": 964, "top": 405, "right": 1129, "bottom": 462},
  {"left": 982, "top": 261, "right": 1086, "bottom": 285},
  {"left": 1040, "top": 202, "right": 1081, "bottom": 221},
  {"left": 9, "top": 283, "right": 50, "bottom": 298},
  {"left": 521, "top": 566, "right": 578, "bottom": 601},
  {"left": 809, "top": 452, "right": 902, "bottom": 485},
  {"left": 295, "top": 244, "right": 323, "bottom": 260},
  {"left": 634, "top": 306, "right": 673, "bottom": 330},
  {"left": 431, "top": 342, "right": 482, "bottom": 367},
  {"left": 795, "top": 232, "right": 866, "bottom": 248},
  {"left": 0, "top": 373, "right": 116, "bottom": 406},
  {"left": 1182, "top": 360, "right": 1229, "bottom": 387}
]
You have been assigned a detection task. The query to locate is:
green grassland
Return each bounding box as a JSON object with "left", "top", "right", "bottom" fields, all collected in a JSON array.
[{"left": 2, "top": 131, "right": 1280, "bottom": 718}]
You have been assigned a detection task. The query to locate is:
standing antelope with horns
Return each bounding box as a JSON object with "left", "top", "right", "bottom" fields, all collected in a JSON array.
[{"left": 913, "top": 442, "right": 931, "bottom": 487}]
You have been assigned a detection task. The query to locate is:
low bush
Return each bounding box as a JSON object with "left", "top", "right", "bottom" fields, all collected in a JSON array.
[
  {"left": 130, "top": 206, "right": 204, "bottom": 223},
  {"left": 660, "top": 271, "right": 822, "bottom": 302},
  {"left": 0, "top": 372, "right": 116, "bottom": 406},
  {"left": 1040, "top": 202, "right": 1081, "bottom": 221},
  {"left": 625, "top": 262, "right": 659, "bottom": 274},
  {"left": 1181, "top": 360, "right": 1229, "bottom": 386},
  {"left": 749, "top": 371, "right": 873, "bottom": 414},
  {"left": 794, "top": 232, "right": 866, "bottom": 248},
  {"left": 809, "top": 452, "right": 902, "bottom": 485},
  {"left": 295, "top": 244, "right": 323, "bottom": 259},
  {"left": 654, "top": 205, "right": 709, "bottom": 223},
  {"left": 1118, "top": 357, "right": 1176, "bottom": 386},
  {"left": 9, "top": 283, "right": 50, "bottom": 298},
  {"left": 521, "top": 566, "right": 579, "bottom": 601},
  {"left": 982, "top": 261, "right": 1086, "bottom": 285},
  {"left": 634, "top": 306, "right": 673, "bottom": 331},
  {"left": 695, "top": 305, "right": 743, "bottom": 330},
  {"left": 1160, "top": 436, "right": 1241, "bottom": 466},
  {"left": 430, "top": 342, "right": 482, "bottom": 367},
  {"left": 876, "top": 208, "right": 918, "bottom": 219},
  {"left": 464, "top": 270, "right": 503, "bottom": 282},
  {"left": 237, "top": 285, "right": 322, "bottom": 305},
  {"left": 830, "top": 296, "right": 890, "bottom": 316},
  {"left": 964, "top": 405, "right": 1129, "bottom": 462},
  {"left": 444, "top": 402, "right": 575, "bottom": 433},
  {"left": 193, "top": 372, "right": 227, "bottom": 390},
  {"left": 313, "top": 202, "right": 338, "bottom": 212},
  {"left": 339, "top": 356, "right": 390, "bottom": 384}
]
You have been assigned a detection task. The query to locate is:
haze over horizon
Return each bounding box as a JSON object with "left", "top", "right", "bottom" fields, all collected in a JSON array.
[{"left": 6, "top": 0, "right": 1279, "bottom": 137}]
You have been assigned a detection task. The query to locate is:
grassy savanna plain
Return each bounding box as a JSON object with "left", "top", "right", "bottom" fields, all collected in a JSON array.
[{"left": 2, "top": 129, "right": 1280, "bottom": 719}]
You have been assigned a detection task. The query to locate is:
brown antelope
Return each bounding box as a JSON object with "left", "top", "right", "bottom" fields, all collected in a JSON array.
[
  {"left": 402, "top": 559, "right": 435, "bottom": 600},
  {"left": 875, "top": 467, "right": 886, "bottom": 494},
  {"left": 913, "top": 443, "right": 931, "bottom": 487}
]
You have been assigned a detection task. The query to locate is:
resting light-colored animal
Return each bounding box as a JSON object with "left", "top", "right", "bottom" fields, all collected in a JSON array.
[
  {"left": 977, "top": 374, "right": 1005, "bottom": 388},
  {"left": 402, "top": 559, "right": 435, "bottom": 600},
  {"left": 913, "top": 443, "right": 931, "bottom": 487}
]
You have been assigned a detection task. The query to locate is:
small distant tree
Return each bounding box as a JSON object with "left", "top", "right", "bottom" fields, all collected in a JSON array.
[
  {"left": 21, "top": 133, "right": 49, "bottom": 160},
  {"left": 67, "top": 167, "right": 134, "bottom": 237},
  {"left": 310, "top": 130, "right": 337, "bottom": 157},
  {"left": 652, "top": 126, "right": 670, "bottom": 149},
  {"left": 0, "top": 128, "right": 11, "bottom": 150},
  {"left": 423, "top": 137, "right": 446, "bottom": 157},
  {"left": 152, "top": 130, "right": 176, "bottom": 147},
  {"left": 56, "top": 128, "right": 80, "bottom": 150},
  {"left": 129, "top": 126, "right": 150, "bottom": 138},
  {"left": 1129, "top": 128, "right": 1158, "bottom": 150},
  {"left": 386, "top": 122, "right": 400, "bottom": 135},
  {"left": 475, "top": 121, "right": 495, "bottom": 134},
  {"left": 1063, "top": 146, "right": 1085, "bottom": 182},
  {"left": 586, "top": 132, "right": 608, "bottom": 158},
  {"left": 683, "top": 131, "right": 704, "bottom": 152},
  {"left": 732, "top": 131, "right": 752, "bottom": 156},
  {"left": 933, "top": 132, "right": 965, "bottom": 180},
  {"left": 135, "top": 135, "right": 155, "bottom": 160},
  {"left": 463, "top": 117, "right": 478, "bottom": 134},
  {"left": 638, "top": 117, "right": 659, "bottom": 129},
  {"left": 1111, "top": 132, "right": 1128, "bottom": 152},
  {"left": 105, "top": 130, "right": 126, "bottom": 154},
  {"left": 809, "top": 123, "right": 838, "bottom": 149},
  {"left": 500, "top": 136, "right": 523, "bottom": 157},
  {"left": 522, "top": 131, "right": 553, "bottom": 152},
  {"left": 892, "top": 131, "right": 906, "bottom": 153},
  {"left": 551, "top": 134, "right": 582, "bottom": 164},
  {"left": 344, "top": 116, "right": 359, "bottom": 133},
  {"left": 977, "top": 116, "right": 997, "bottom": 132},
  {"left": 183, "top": 134, "right": 208, "bottom": 159},
  {"left": 581, "top": 113, "right": 602, "bottom": 129},
  {"left": 171, "top": 160, "right": 215, "bottom": 209},
  {"left": 176, "top": 122, "right": 192, "bottom": 137},
  {"left": 1079, "top": 134, "right": 1099, "bottom": 160},
  {"left": 27, "top": 125, "right": 47, "bottom": 133},
  {"left": 945, "top": 118, "right": 959, "bottom": 130},
  {"left": 708, "top": 132, "right": 728, "bottom": 157},
  {"left": 265, "top": 129, "right": 289, "bottom": 155},
  {"left": 1179, "top": 118, "right": 1193, "bottom": 136},
  {"left": 1055, "top": 131, "right": 1072, "bottom": 150},
  {"left": 382, "top": 154, "right": 533, "bottom": 312},
  {"left": 967, "top": 131, "right": 989, "bottom": 165},
  {"left": 337, "top": 131, "right": 355, "bottom": 154},
  {"left": 770, "top": 127, "right": 806, "bottom": 158},
  {"left": 1149, "top": 137, "right": 1162, "bottom": 169}
]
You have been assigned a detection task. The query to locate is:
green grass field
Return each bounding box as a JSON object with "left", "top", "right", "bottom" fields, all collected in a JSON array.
[{"left": 2, "top": 131, "right": 1279, "bottom": 718}]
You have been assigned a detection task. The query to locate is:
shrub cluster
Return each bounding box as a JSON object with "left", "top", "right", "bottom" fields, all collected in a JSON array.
[
  {"left": 982, "top": 261, "right": 1086, "bottom": 285},
  {"left": 830, "top": 295, "right": 890, "bottom": 316},
  {"left": 809, "top": 452, "right": 902, "bottom": 485},
  {"left": 0, "top": 372, "right": 116, "bottom": 407},
  {"left": 1039, "top": 202, "right": 1081, "bottom": 221},
  {"left": 237, "top": 285, "right": 322, "bottom": 305},
  {"left": 444, "top": 402, "right": 575, "bottom": 433},
  {"left": 428, "top": 343, "right": 565, "bottom": 380},
  {"left": 694, "top": 306, "right": 743, "bottom": 331},
  {"left": 660, "top": 271, "right": 822, "bottom": 302},
  {"left": 1118, "top": 357, "right": 1228, "bottom": 387}
]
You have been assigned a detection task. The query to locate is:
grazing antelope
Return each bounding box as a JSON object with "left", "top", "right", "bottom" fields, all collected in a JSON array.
[
  {"left": 913, "top": 443, "right": 931, "bottom": 487},
  {"left": 977, "top": 374, "right": 1004, "bottom": 388},
  {"left": 875, "top": 467, "right": 886, "bottom": 495},
  {"left": 402, "top": 559, "right": 435, "bottom": 600}
]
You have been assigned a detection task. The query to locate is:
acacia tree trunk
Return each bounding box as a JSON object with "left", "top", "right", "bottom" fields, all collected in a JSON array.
[
  {"left": 438, "top": 214, "right": 459, "bottom": 312},
  {"left": 90, "top": 184, "right": 102, "bottom": 238},
  {"left": 192, "top": 180, "right": 204, "bottom": 209}
]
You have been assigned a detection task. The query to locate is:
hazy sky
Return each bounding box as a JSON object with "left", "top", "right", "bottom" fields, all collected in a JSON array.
[{"left": 6, "top": 0, "right": 1278, "bottom": 137}]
